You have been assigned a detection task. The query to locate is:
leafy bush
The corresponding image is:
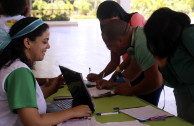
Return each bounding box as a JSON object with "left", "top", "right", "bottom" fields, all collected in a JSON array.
[{"left": 32, "top": 0, "right": 70, "bottom": 21}]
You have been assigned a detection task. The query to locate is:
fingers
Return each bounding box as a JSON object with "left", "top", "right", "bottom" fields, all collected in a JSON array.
[
  {"left": 114, "top": 89, "right": 119, "bottom": 94},
  {"left": 72, "top": 105, "right": 92, "bottom": 117},
  {"left": 96, "top": 79, "right": 103, "bottom": 89},
  {"left": 87, "top": 73, "right": 99, "bottom": 82}
]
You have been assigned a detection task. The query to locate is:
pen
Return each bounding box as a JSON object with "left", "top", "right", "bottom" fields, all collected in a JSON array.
[
  {"left": 100, "top": 72, "right": 105, "bottom": 85},
  {"left": 89, "top": 67, "right": 91, "bottom": 73},
  {"left": 139, "top": 115, "right": 168, "bottom": 122},
  {"left": 96, "top": 111, "right": 119, "bottom": 116},
  {"left": 149, "top": 115, "right": 168, "bottom": 121}
]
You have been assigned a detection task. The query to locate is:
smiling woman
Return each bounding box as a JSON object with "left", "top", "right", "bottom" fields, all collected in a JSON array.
[
  {"left": 0, "top": 17, "right": 91, "bottom": 126},
  {"left": 24, "top": 28, "right": 50, "bottom": 61}
]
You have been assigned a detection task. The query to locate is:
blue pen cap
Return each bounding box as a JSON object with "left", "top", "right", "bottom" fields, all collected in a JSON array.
[
  {"left": 113, "top": 107, "right": 120, "bottom": 110},
  {"left": 96, "top": 113, "right": 101, "bottom": 116},
  {"left": 139, "top": 119, "right": 147, "bottom": 122}
]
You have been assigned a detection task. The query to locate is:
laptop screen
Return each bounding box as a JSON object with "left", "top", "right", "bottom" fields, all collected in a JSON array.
[{"left": 59, "top": 65, "right": 95, "bottom": 113}]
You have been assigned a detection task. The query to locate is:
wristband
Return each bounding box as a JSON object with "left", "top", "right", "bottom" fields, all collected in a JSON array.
[{"left": 116, "top": 66, "right": 121, "bottom": 72}]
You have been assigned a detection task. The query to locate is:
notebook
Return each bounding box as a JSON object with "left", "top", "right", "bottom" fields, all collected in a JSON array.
[{"left": 46, "top": 65, "right": 95, "bottom": 113}]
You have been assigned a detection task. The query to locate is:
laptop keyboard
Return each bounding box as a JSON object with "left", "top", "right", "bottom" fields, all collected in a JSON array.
[{"left": 53, "top": 99, "right": 73, "bottom": 110}]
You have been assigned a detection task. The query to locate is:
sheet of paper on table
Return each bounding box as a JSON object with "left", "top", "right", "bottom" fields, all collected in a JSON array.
[
  {"left": 88, "top": 87, "right": 114, "bottom": 98},
  {"left": 104, "top": 120, "right": 150, "bottom": 126},
  {"left": 57, "top": 117, "right": 104, "bottom": 126},
  {"left": 120, "top": 105, "right": 174, "bottom": 121},
  {"left": 84, "top": 80, "right": 96, "bottom": 86},
  {"left": 57, "top": 117, "right": 149, "bottom": 126}
]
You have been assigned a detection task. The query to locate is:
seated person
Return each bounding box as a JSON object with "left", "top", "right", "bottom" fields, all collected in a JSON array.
[{"left": 0, "top": 17, "right": 91, "bottom": 126}]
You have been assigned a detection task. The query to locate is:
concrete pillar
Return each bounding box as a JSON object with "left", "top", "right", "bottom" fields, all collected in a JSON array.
[
  {"left": 28, "top": 0, "right": 32, "bottom": 16},
  {"left": 117, "top": 0, "right": 130, "bottom": 13}
]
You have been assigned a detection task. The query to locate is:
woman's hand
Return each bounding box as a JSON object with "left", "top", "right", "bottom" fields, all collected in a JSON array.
[
  {"left": 96, "top": 79, "right": 113, "bottom": 89},
  {"left": 41, "top": 74, "right": 65, "bottom": 98},
  {"left": 70, "top": 105, "right": 92, "bottom": 118},
  {"left": 87, "top": 73, "right": 101, "bottom": 82},
  {"left": 113, "top": 78, "right": 132, "bottom": 95},
  {"left": 48, "top": 74, "right": 64, "bottom": 93}
]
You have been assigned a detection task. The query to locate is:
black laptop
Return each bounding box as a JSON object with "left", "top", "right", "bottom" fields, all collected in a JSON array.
[{"left": 46, "top": 65, "right": 95, "bottom": 113}]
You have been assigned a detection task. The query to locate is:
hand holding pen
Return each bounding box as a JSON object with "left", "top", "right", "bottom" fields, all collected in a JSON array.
[
  {"left": 96, "top": 72, "right": 113, "bottom": 89},
  {"left": 100, "top": 72, "right": 105, "bottom": 85},
  {"left": 86, "top": 67, "right": 99, "bottom": 82}
]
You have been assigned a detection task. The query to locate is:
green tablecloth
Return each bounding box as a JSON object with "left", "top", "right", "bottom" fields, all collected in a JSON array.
[{"left": 46, "top": 86, "right": 194, "bottom": 126}]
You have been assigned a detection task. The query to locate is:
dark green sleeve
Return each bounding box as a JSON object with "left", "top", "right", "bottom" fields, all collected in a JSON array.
[
  {"left": 182, "top": 26, "right": 194, "bottom": 56},
  {"left": 4, "top": 68, "right": 38, "bottom": 114}
]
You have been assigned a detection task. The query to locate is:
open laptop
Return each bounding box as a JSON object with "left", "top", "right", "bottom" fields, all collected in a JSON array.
[{"left": 46, "top": 65, "right": 95, "bottom": 113}]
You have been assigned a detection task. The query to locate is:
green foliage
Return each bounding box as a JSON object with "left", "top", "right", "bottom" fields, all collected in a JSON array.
[
  {"left": 32, "top": 0, "right": 70, "bottom": 21},
  {"left": 32, "top": 0, "right": 194, "bottom": 20},
  {"left": 73, "top": 0, "right": 91, "bottom": 15},
  {"left": 130, "top": 0, "right": 194, "bottom": 19}
]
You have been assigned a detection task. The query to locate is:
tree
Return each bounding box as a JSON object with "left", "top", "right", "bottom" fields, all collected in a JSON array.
[{"left": 73, "top": 0, "right": 91, "bottom": 15}]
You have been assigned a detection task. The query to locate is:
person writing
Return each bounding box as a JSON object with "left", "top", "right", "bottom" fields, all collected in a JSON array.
[
  {"left": 0, "top": 17, "right": 91, "bottom": 126},
  {"left": 97, "top": 19, "right": 163, "bottom": 103},
  {"left": 87, "top": 1, "right": 163, "bottom": 106},
  {"left": 144, "top": 7, "right": 194, "bottom": 124},
  {"left": 87, "top": 0, "right": 146, "bottom": 84}
]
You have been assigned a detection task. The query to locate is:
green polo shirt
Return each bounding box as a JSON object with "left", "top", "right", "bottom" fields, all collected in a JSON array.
[
  {"left": 4, "top": 68, "right": 37, "bottom": 113},
  {"left": 160, "top": 26, "right": 194, "bottom": 100},
  {"left": 127, "top": 26, "right": 155, "bottom": 71}
]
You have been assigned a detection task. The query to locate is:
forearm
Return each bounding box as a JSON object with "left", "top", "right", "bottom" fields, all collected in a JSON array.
[
  {"left": 130, "top": 70, "right": 163, "bottom": 95},
  {"left": 122, "top": 59, "right": 142, "bottom": 81},
  {"left": 127, "top": 78, "right": 162, "bottom": 96},
  {"left": 119, "top": 55, "right": 132, "bottom": 71},
  {"left": 36, "top": 78, "right": 48, "bottom": 86},
  {"left": 39, "top": 109, "right": 75, "bottom": 125},
  {"left": 100, "top": 51, "right": 120, "bottom": 78},
  {"left": 127, "top": 67, "right": 163, "bottom": 95},
  {"left": 41, "top": 86, "right": 54, "bottom": 98},
  {"left": 99, "top": 61, "right": 119, "bottom": 78},
  {"left": 18, "top": 108, "right": 75, "bottom": 126}
]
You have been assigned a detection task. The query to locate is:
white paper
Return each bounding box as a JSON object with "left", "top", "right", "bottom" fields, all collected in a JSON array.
[
  {"left": 57, "top": 117, "right": 149, "bottom": 126},
  {"left": 57, "top": 117, "right": 104, "bottom": 126},
  {"left": 88, "top": 87, "right": 113, "bottom": 98},
  {"left": 84, "top": 80, "right": 96, "bottom": 86},
  {"left": 120, "top": 105, "right": 174, "bottom": 120},
  {"left": 104, "top": 120, "right": 150, "bottom": 126}
]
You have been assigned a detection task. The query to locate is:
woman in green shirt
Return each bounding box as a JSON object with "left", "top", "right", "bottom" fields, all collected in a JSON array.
[
  {"left": 0, "top": 17, "right": 91, "bottom": 126},
  {"left": 144, "top": 7, "right": 194, "bottom": 124}
]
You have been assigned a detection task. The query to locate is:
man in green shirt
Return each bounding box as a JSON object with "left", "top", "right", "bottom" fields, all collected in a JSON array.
[{"left": 96, "top": 19, "right": 163, "bottom": 106}]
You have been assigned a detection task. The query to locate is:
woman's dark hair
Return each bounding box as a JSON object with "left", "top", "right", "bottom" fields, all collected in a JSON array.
[
  {"left": 0, "top": 0, "right": 27, "bottom": 16},
  {"left": 0, "top": 17, "right": 49, "bottom": 69},
  {"left": 97, "top": 1, "right": 133, "bottom": 23},
  {"left": 144, "top": 7, "right": 191, "bottom": 58}
]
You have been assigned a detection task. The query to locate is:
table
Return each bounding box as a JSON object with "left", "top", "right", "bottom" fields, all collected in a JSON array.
[{"left": 46, "top": 86, "right": 194, "bottom": 126}]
